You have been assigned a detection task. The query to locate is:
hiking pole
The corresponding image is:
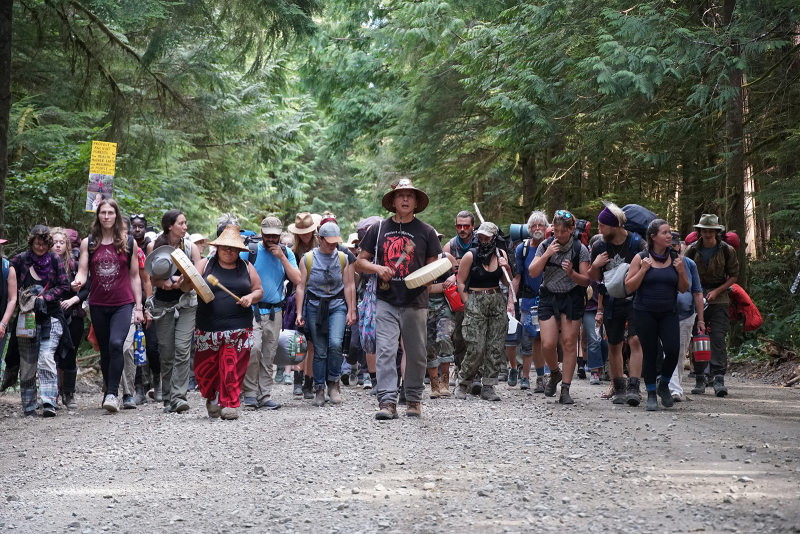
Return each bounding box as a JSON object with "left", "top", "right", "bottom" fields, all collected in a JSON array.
[
  {"left": 473, "top": 202, "right": 516, "bottom": 302},
  {"left": 206, "top": 274, "right": 241, "bottom": 301}
]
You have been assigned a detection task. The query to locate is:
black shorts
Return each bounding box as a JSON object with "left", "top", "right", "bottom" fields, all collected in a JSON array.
[
  {"left": 538, "top": 287, "right": 585, "bottom": 322},
  {"left": 603, "top": 298, "right": 636, "bottom": 345}
]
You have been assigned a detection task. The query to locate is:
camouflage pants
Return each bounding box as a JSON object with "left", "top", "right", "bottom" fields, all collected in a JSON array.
[
  {"left": 458, "top": 292, "right": 508, "bottom": 387},
  {"left": 426, "top": 296, "right": 455, "bottom": 368}
]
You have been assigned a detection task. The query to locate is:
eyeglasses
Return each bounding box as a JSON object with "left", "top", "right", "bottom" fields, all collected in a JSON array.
[
  {"left": 455, "top": 224, "right": 472, "bottom": 230},
  {"left": 556, "top": 210, "right": 573, "bottom": 219}
]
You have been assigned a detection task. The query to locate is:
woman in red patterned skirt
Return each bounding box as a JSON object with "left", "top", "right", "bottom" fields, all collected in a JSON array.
[{"left": 188, "top": 225, "right": 263, "bottom": 420}]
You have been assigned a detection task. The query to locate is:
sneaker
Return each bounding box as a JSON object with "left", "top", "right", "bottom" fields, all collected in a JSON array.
[
  {"left": 42, "top": 404, "right": 56, "bottom": 418},
  {"left": 533, "top": 376, "right": 545, "bottom": 393},
  {"left": 206, "top": 399, "right": 221, "bottom": 418},
  {"left": 455, "top": 384, "right": 468, "bottom": 400},
  {"left": 375, "top": 402, "right": 398, "bottom": 420},
  {"left": 480, "top": 385, "right": 501, "bottom": 401},
  {"left": 350, "top": 367, "right": 358, "bottom": 385},
  {"left": 122, "top": 395, "right": 137, "bottom": 410},
  {"left": 406, "top": 401, "right": 421, "bottom": 417},
  {"left": 221, "top": 407, "right": 240, "bottom": 420},
  {"left": 243, "top": 396, "right": 258, "bottom": 409},
  {"left": 498, "top": 370, "right": 508, "bottom": 382},
  {"left": 257, "top": 399, "right": 281, "bottom": 410},
  {"left": 275, "top": 368, "right": 285, "bottom": 383},
  {"left": 423, "top": 375, "right": 430, "bottom": 385},
  {"left": 363, "top": 375, "right": 373, "bottom": 390},
  {"left": 589, "top": 372, "right": 601, "bottom": 385},
  {"left": 507, "top": 368, "right": 518, "bottom": 387},
  {"left": 470, "top": 380, "right": 482, "bottom": 396},
  {"left": 24, "top": 409, "right": 38, "bottom": 417},
  {"left": 544, "top": 369, "right": 562, "bottom": 397},
  {"left": 283, "top": 373, "right": 293, "bottom": 386},
  {"left": 520, "top": 377, "right": 531, "bottom": 390},
  {"left": 174, "top": 400, "right": 190, "bottom": 413},
  {"left": 357, "top": 375, "right": 365, "bottom": 386},
  {"left": 103, "top": 394, "right": 120, "bottom": 413}
]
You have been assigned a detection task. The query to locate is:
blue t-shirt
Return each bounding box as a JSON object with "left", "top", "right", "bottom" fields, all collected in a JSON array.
[
  {"left": 240, "top": 243, "right": 298, "bottom": 315},
  {"left": 677, "top": 257, "right": 702, "bottom": 320},
  {"left": 515, "top": 240, "right": 543, "bottom": 311}
]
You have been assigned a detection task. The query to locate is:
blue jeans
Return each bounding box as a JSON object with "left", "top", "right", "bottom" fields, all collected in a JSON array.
[
  {"left": 583, "top": 311, "right": 603, "bottom": 370},
  {"left": 306, "top": 303, "right": 347, "bottom": 389}
]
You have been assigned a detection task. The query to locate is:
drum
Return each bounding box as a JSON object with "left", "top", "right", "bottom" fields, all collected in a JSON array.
[
  {"left": 170, "top": 248, "right": 215, "bottom": 303},
  {"left": 274, "top": 330, "right": 308, "bottom": 367},
  {"left": 404, "top": 257, "right": 452, "bottom": 289}
]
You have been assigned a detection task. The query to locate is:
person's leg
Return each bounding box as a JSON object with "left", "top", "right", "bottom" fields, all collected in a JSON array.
[
  {"left": 144, "top": 321, "right": 160, "bottom": 385},
  {"left": 4, "top": 328, "right": 19, "bottom": 371},
  {"left": 17, "top": 335, "right": 40, "bottom": 413},
  {"left": 458, "top": 297, "right": 487, "bottom": 387},
  {"left": 153, "top": 303, "right": 177, "bottom": 406},
  {"left": 170, "top": 306, "right": 197, "bottom": 406},
  {"left": 325, "top": 306, "right": 347, "bottom": 384},
  {"left": 559, "top": 317, "right": 581, "bottom": 385},
  {"left": 375, "top": 300, "right": 401, "bottom": 405},
  {"left": 90, "top": 306, "right": 113, "bottom": 392},
  {"left": 658, "top": 311, "right": 681, "bottom": 384},
  {"left": 583, "top": 311, "right": 602, "bottom": 372},
  {"left": 121, "top": 322, "right": 136, "bottom": 398},
  {"left": 706, "top": 304, "right": 730, "bottom": 377},
  {"left": 452, "top": 311, "right": 466, "bottom": 369},
  {"left": 193, "top": 330, "right": 220, "bottom": 402},
  {"left": 425, "top": 305, "right": 440, "bottom": 393},
  {"left": 670, "top": 313, "right": 695, "bottom": 396},
  {"left": 436, "top": 312, "right": 455, "bottom": 395},
  {"left": 37, "top": 319, "right": 63, "bottom": 409},
  {"left": 106, "top": 304, "right": 135, "bottom": 397},
  {"left": 505, "top": 345, "right": 517, "bottom": 370},
  {"left": 539, "top": 317, "right": 560, "bottom": 371},
  {"left": 399, "top": 306, "right": 427, "bottom": 404},
  {"left": 481, "top": 294, "right": 510, "bottom": 386},
  {"left": 242, "top": 317, "right": 262, "bottom": 400},
  {"left": 219, "top": 330, "right": 252, "bottom": 409},
  {"left": 257, "top": 312, "right": 282, "bottom": 405},
  {"left": 633, "top": 310, "right": 660, "bottom": 390},
  {"left": 307, "top": 304, "right": 328, "bottom": 391}
]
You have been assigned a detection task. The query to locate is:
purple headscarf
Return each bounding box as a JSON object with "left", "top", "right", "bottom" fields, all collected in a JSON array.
[{"left": 598, "top": 207, "right": 620, "bottom": 227}]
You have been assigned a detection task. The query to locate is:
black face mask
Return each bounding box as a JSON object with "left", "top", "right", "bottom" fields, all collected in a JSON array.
[{"left": 476, "top": 236, "right": 497, "bottom": 263}]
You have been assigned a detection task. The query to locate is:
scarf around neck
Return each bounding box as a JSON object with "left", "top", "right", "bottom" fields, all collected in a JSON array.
[
  {"left": 558, "top": 235, "right": 575, "bottom": 253},
  {"left": 31, "top": 251, "right": 52, "bottom": 280}
]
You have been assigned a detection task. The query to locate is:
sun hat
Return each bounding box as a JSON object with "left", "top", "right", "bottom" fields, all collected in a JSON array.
[
  {"left": 344, "top": 232, "right": 360, "bottom": 249},
  {"left": 189, "top": 233, "right": 209, "bottom": 247},
  {"left": 693, "top": 213, "right": 724, "bottom": 230},
  {"left": 311, "top": 213, "right": 323, "bottom": 227},
  {"left": 288, "top": 212, "right": 317, "bottom": 235},
  {"left": 145, "top": 246, "right": 178, "bottom": 279},
  {"left": 260, "top": 216, "right": 283, "bottom": 236},
  {"left": 381, "top": 178, "right": 429, "bottom": 214},
  {"left": 318, "top": 222, "right": 342, "bottom": 243},
  {"left": 210, "top": 225, "right": 249, "bottom": 252},
  {"left": 475, "top": 222, "right": 499, "bottom": 237}
]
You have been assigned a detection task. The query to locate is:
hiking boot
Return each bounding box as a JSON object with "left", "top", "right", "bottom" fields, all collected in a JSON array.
[
  {"left": 375, "top": 402, "right": 398, "bottom": 420},
  {"left": 275, "top": 368, "right": 285, "bottom": 384},
  {"left": 357, "top": 374, "right": 364, "bottom": 386},
  {"left": 520, "top": 377, "right": 531, "bottom": 390},
  {"left": 103, "top": 394, "right": 119, "bottom": 413},
  {"left": 133, "top": 385, "right": 147, "bottom": 405},
  {"left": 283, "top": 372, "right": 293, "bottom": 386},
  {"left": 656, "top": 379, "right": 674, "bottom": 407},
  {"left": 507, "top": 368, "right": 518, "bottom": 387},
  {"left": 533, "top": 376, "right": 545, "bottom": 393},
  {"left": 498, "top": 370, "right": 508, "bottom": 382},
  {"left": 122, "top": 395, "right": 137, "bottom": 410},
  {"left": 455, "top": 384, "right": 468, "bottom": 400},
  {"left": 589, "top": 372, "right": 601, "bottom": 385},
  {"left": 577, "top": 362, "right": 587, "bottom": 380},
  {"left": 713, "top": 375, "right": 728, "bottom": 397},
  {"left": 612, "top": 377, "right": 628, "bottom": 404},
  {"left": 429, "top": 374, "right": 441, "bottom": 399},
  {"left": 0, "top": 366, "right": 19, "bottom": 392},
  {"left": 626, "top": 377, "right": 641, "bottom": 407},
  {"left": 646, "top": 391, "right": 658, "bottom": 411},
  {"left": 174, "top": 399, "right": 190, "bottom": 413},
  {"left": 470, "top": 379, "right": 482, "bottom": 396},
  {"left": 148, "top": 375, "right": 163, "bottom": 402},
  {"left": 398, "top": 385, "right": 407, "bottom": 405},
  {"left": 406, "top": 401, "right": 421, "bottom": 417},
  {"left": 221, "top": 407, "right": 239, "bottom": 420},
  {"left": 691, "top": 375, "right": 706, "bottom": 395},
  {"left": 206, "top": 399, "right": 221, "bottom": 419},
  {"left": 293, "top": 371, "right": 304, "bottom": 396},
  {"left": 312, "top": 386, "right": 326, "bottom": 407},
  {"left": 302, "top": 376, "right": 315, "bottom": 399},
  {"left": 62, "top": 392, "right": 77, "bottom": 411},
  {"left": 42, "top": 403, "right": 56, "bottom": 418},
  {"left": 544, "top": 369, "right": 562, "bottom": 397},
  {"left": 363, "top": 374, "right": 373, "bottom": 389},
  {"left": 480, "top": 385, "right": 501, "bottom": 401},
  {"left": 327, "top": 381, "right": 342, "bottom": 405},
  {"left": 559, "top": 384, "right": 574, "bottom": 404},
  {"left": 438, "top": 379, "right": 451, "bottom": 398}
]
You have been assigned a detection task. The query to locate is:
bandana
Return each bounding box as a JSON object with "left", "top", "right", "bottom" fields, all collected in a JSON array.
[
  {"left": 649, "top": 248, "right": 670, "bottom": 263},
  {"left": 31, "top": 250, "right": 52, "bottom": 280},
  {"left": 558, "top": 235, "right": 575, "bottom": 253},
  {"left": 598, "top": 207, "right": 620, "bottom": 227},
  {"left": 476, "top": 236, "right": 497, "bottom": 264}
]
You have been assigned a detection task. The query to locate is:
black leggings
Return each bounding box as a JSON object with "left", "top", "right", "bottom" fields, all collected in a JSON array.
[
  {"left": 633, "top": 308, "right": 680, "bottom": 389},
  {"left": 90, "top": 303, "right": 134, "bottom": 397},
  {"left": 58, "top": 316, "right": 85, "bottom": 371}
]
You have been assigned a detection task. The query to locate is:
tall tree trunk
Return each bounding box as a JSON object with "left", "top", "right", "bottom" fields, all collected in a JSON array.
[
  {"left": 722, "top": 0, "right": 747, "bottom": 284},
  {"left": 0, "top": 0, "right": 12, "bottom": 241},
  {"left": 546, "top": 138, "right": 565, "bottom": 216},
  {"left": 521, "top": 153, "right": 536, "bottom": 213}
]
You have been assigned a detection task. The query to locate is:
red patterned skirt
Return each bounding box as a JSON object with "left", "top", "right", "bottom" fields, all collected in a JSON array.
[{"left": 194, "top": 328, "right": 252, "bottom": 408}]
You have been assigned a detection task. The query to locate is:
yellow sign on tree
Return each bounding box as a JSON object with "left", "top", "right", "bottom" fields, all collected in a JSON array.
[{"left": 89, "top": 141, "right": 117, "bottom": 176}]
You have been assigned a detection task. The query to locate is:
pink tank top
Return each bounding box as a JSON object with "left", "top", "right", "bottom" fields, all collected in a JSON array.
[{"left": 88, "top": 243, "right": 134, "bottom": 307}]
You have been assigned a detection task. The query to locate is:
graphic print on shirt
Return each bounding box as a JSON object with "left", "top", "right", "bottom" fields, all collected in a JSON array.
[
  {"left": 94, "top": 247, "right": 121, "bottom": 291},
  {"left": 383, "top": 233, "right": 415, "bottom": 279}
]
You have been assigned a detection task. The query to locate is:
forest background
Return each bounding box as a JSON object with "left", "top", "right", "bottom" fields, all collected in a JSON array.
[{"left": 0, "top": 0, "right": 799, "bottom": 352}]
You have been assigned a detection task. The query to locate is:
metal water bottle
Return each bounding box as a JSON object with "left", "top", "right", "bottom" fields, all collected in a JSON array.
[
  {"left": 342, "top": 325, "right": 352, "bottom": 357},
  {"left": 134, "top": 324, "right": 146, "bottom": 365},
  {"left": 530, "top": 296, "right": 540, "bottom": 338}
]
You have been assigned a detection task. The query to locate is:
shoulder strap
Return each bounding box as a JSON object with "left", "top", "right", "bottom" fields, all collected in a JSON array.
[
  {"left": 571, "top": 240, "right": 583, "bottom": 271},
  {"left": 248, "top": 242, "right": 258, "bottom": 264},
  {"left": 338, "top": 251, "right": 346, "bottom": 274},
  {"left": 2, "top": 258, "right": 8, "bottom": 280},
  {"left": 127, "top": 235, "right": 135, "bottom": 267},
  {"left": 522, "top": 239, "right": 530, "bottom": 259},
  {"left": 304, "top": 252, "right": 313, "bottom": 283},
  {"left": 88, "top": 235, "right": 95, "bottom": 261}
]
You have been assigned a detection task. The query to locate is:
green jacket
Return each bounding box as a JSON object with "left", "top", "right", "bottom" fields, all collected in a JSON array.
[{"left": 684, "top": 240, "right": 739, "bottom": 304}]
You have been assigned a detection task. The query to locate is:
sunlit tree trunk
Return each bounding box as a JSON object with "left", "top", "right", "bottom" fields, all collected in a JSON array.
[{"left": 0, "top": 0, "right": 12, "bottom": 240}]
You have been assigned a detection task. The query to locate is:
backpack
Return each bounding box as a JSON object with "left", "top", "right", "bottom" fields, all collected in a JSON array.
[
  {"left": 247, "top": 241, "right": 288, "bottom": 265},
  {"left": 88, "top": 234, "right": 136, "bottom": 269},
  {"left": 519, "top": 239, "right": 540, "bottom": 299},
  {"left": 597, "top": 232, "right": 642, "bottom": 299},
  {"left": 574, "top": 219, "right": 591, "bottom": 246},
  {"left": 621, "top": 204, "right": 657, "bottom": 240},
  {"left": 303, "top": 250, "right": 347, "bottom": 283}
]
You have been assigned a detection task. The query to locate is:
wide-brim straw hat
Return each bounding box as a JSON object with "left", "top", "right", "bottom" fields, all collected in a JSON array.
[
  {"left": 189, "top": 233, "right": 210, "bottom": 247},
  {"left": 210, "top": 225, "right": 249, "bottom": 252},
  {"left": 694, "top": 213, "right": 724, "bottom": 230},
  {"left": 288, "top": 212, "right": 317, "bottom": 235},
  {"left": 145, "top": 245, "right": 178, "bottom": 280},
  {"left": 381, "top": 178, "right": 429, "bottom": 214}
]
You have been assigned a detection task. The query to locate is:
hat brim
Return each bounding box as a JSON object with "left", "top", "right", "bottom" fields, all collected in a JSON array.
[
  {"left": 693, "top": 223, "right": 724, "bottom": 230},
  {"left": 260, "top": 227, "right": 282, "bottom": 236},
  {"left": 381, "top": 187, "right": 430, "bottom": 214},
  {"left": 210, "top": 242, "right": 249, "bottom": 252},
  {"left": 320, "top": 235, "right": 343, "bottom": 244},
  {"left": 144, "top": 246, "right": 178, "bottom": 280},
  {"left": 287, "top": 223, "right": 317, "bottom": 235}
]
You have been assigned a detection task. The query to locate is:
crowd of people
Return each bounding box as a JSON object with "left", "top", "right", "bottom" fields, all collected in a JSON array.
[{"left": 0, "top": 182, "right": 740, "bottom": 419}]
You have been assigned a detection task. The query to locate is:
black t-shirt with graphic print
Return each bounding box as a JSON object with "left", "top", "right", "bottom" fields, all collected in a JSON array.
[
  {"left": 589, "top": 231, "right": 646, "bottom": 274},
  {"left": 360, "top": 216, "right": 442, "bottom": 309}
]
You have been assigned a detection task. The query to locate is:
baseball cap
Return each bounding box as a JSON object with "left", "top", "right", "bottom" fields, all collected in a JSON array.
[
  {"left": 670, "top": 231, "right": 681, "bottom": 246},
  {"left": 318, "top": 222, "right": 342, "bottom": 243},
  {"left": 260, "top": 216, "right": 283, "bottom": 236},
  {"left": 475, "top": 222, "right": 498, "bottom": 237}
]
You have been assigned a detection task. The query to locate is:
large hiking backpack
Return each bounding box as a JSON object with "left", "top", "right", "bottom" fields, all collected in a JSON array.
[{"left": 622, "top": 204, "right": 657, "bottom": 240}]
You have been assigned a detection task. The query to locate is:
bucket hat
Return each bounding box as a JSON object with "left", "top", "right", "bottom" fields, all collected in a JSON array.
[
  {"left": 145, "top": 246, "right": 178, "bottom": 280},
  {"left": 693, "top": 213, "right": 724, "bottom": 230}
]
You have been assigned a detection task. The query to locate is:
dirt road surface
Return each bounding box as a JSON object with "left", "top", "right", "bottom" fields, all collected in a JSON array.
[{"left": 1, "top": 374, "right": 799, "bottom": 533}]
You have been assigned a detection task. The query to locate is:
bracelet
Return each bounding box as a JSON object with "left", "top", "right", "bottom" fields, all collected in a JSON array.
[{"left": 0, "top": 322, "right": 6, "bottom": 329}]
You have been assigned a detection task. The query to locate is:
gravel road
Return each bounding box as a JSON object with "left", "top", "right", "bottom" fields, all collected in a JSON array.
[{"left": 1, "top": 372, "right": 799, "bottom": 534}]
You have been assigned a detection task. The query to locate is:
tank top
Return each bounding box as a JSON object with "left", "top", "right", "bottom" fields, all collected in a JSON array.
[
  {"left": 468, "top": 248, "right": 502, "bottom": 289},
  {"left": 89, "top": 243, "right": 134, "bottom": 307},
  {"left": 196, "top": 258, "right": 253, "bottom": 332},
  {"left": 633, "top": 258, "right": 679, "bottom": 313}
]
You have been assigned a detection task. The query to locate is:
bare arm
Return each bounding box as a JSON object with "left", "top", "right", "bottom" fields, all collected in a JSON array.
[
  {"left": 129, "top": 247, "right": 144, "bottom": 324},
  {"left": 354, "top": 249, "right": 394, "bottom": 281},
  {"left": 588, "top": 251, "right": 610, "bottom": 281},
  {"left": 457, "top": 252, "right": 473, "bottom": 303},
  {"left": 295, "top": 259, "right": 307, "bottom": 326},
  {"left": 0, "top": 267, "right": 17, "bottom": 338},
  {"left": 238, "top": 263, "right": 264, "bottom": 307},
  {"left": 693, "top": 292, "right": 706, "bottom": 333},
  {"left": 71, "top": 238, "right": 90, "bottom": 291},
  {"left": 344, "top": 262, "right": 356, "bottom": 326},
  {"left": 624, "top": 255, "right": 649, "bottom": 293}
]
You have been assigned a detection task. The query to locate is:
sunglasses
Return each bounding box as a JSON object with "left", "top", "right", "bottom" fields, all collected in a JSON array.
[
  {"left": 455, "top": 224, "right": 472, "bottom": 230},
  {"left": 556, "top": 210, "right": 573, "bottom": 219}
]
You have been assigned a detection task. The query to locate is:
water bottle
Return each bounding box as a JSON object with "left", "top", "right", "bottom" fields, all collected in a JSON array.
[
  {"left": 134, "top": 324, "right": 146, "bottom": 365},
  {"left": 342, "top": 325, "right": 352, "bottom": 357},
  {"left": 530, "top": 304, "right": 540, "bottom": 338}
]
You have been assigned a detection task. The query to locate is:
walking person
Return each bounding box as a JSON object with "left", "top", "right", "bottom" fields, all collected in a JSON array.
[
  {"left": 0, "top": 236, "right": 17, "bottom": 394},
  {"left": 442, "top": 211, "right": 477, "bottom": 379},
  {"left": 240, "top": 216, "right": 301, "bottom": 410},
  {"left": 682, "top": 214, "right": 739, "bottom": 396},
  {"left": 193, "top": 226, "right": 263, "bottom": 420},
  {"left": 72, "top": 199, "right": 144, "bottom": 412},
  {"left": 356, "top": 179, "right": 442, "bottom": 419},
  {"left": 130, "top": 214, "right": 161, "bottom": 404},
  {"left": 146, "top": 210, "right": 202, "bottom": 413},
  {"left": 296, "top": 222, "right": 357, "bottom": 407},
  {"left": 288, "top": 212, "right": 319, "bottom": 399},
  {"left": 625, "top": 220, "right": 690, "bottom": 411},
  {"left": 425, "top": 240, "right": 457, "bottom": 399},
  {"left": 12, "top": 226, "right": 70, "bottom": 416},
  {"left": 454, "top": 222, "right": 511, "bottom": 401},
  {"left": 527, "top": 210, "right": 591, "bottom": 404}
]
